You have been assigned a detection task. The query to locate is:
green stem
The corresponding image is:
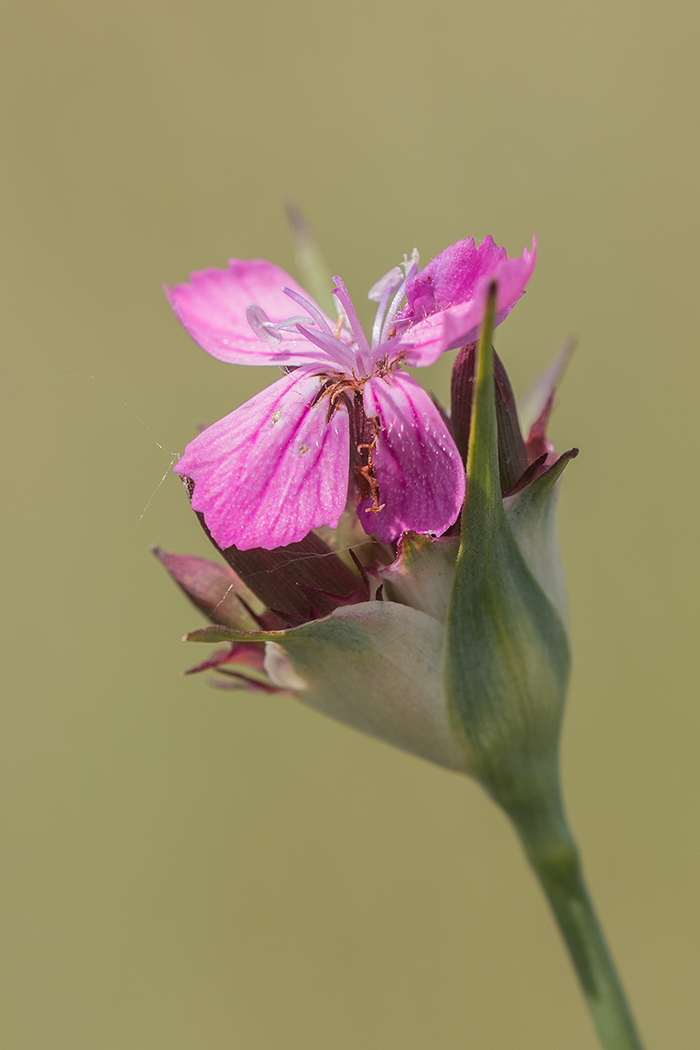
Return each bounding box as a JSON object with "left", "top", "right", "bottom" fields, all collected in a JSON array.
[{"left": 505, "top": 788, "right": 644, "bottom": 1050}]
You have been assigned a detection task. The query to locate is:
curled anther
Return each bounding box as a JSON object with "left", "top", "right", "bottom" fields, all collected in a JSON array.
[
  {"left": 354, "top": 429, "right": 385, "bottom": 514},
  {"left": 310, "top": 377, "right": 337, "bottom": 409},
  {"left": 309, "top": 373, "right": 365, "bottom": 424},
  {"left": 326, "top": 383, "right": 350, "bottom": 423}
]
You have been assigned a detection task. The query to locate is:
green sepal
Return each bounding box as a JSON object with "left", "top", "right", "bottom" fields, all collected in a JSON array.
[
  {"left": 187, "top": 603, "right": 472, "bottom": 773},
  {"left": 185, "top": 625, "right": 275, "bottom": 644},
  {"left": 504, "top": 449, "right": 578, "bottom": 626},
  {"left": 445, "top": 284, "right": 571, "bottom": 806},
  {"left": 378, "top": 531, "right": 459, "bottom": 622}
]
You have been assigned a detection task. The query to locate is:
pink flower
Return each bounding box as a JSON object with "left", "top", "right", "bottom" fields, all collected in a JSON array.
[{"left": 167, "top": 235, "right": 536, "bottom": 551}]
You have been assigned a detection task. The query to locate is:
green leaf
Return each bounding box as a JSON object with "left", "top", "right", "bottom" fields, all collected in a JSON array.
[{"left": 285, "top": 199, "right": 336, "bottom": 318}]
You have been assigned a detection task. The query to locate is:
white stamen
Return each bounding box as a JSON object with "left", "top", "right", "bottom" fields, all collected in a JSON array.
[
  {"left": 246, "top": 304, "right": 283, "bottom": 343},
  {"left": 367, "top": 265, "right": 403, "bottom": 303},
  {"left": 371, "top": 279, "right": 397, "bottom": 350},
  {"left": 282, "top": 286, "right": 333, "bottom": 335},
  {"left": 379, "top": 259, "right": 419, "bottom": 344}
]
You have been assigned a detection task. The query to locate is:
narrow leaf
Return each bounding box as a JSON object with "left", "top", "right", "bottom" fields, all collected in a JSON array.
[{"left": 285, "top": 199, "right": 336, "bottom": 317}]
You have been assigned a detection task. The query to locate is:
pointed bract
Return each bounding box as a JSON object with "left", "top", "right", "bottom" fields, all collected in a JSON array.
[
  {"left": 504, "top": 450, "right": 578, "bottom": 627},
  {"left": 518, "top": 336, "right": 576, "bottom": 443},
  {"left": 151, "top": 547, "right": 264, "bottom": 629},
  {"left": 449, "top": 343, "right": 477, "bottom": 465},
  {"left": 284, "top": 200, "right": 337, "bottom": 318},
  {"left": 450, "top": 344, "right": 531, "bottom": 493},
  {"left": 445, "top": 284, "right": 571, "bottom": 806},
  {"left": 186, "top": 603, "right": 473, "bottom": 773},
  {"left": 494, "top": 352, "right": 530, "bottom": 493},
  {"left": 196, "top": 527, "right": 365, "bottom": 627}
]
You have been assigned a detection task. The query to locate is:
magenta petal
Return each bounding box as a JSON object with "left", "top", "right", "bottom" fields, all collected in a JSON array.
[
  {"left": 401, "top": 235, "right": 506, "bottom": 320},
  {"left": 174, "top": 371, "right": 350, "bottom": 550},
  {"left": 165, "top": 259, "right": 336, "bottom": 367},
  {"left": 359, "top": 372, "right": 465, "bottom": 543},
  {"left": 399, "top": 237, "right": 537, "bottom": 367}
]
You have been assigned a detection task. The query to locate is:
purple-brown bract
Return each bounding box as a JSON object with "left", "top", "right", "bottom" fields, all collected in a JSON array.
[{"left": 166, "top": 235, "right": 536, "bottom": 550}]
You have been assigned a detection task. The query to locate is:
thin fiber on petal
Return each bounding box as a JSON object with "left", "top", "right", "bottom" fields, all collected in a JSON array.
[
  {"left": 174, "top": 371, "right": 350, "bottom": 550},
  {"left": 165, "top": 259, "right": 336, "bottom": 368},
  {"left": 398, "top": 238, "right": 537, "bottom": 367},
  {"left": 359, "top": 372, "right": 465, "bottom": 543}
]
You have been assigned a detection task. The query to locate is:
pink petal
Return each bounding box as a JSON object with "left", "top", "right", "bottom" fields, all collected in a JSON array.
[
  {"left": 165, "top": 259, "right": 336, "bottom": 367},
  {"left": 359, "top": 371, "right": 465, "bottom": 543},
  {"left": 397, "top": 237, "right": 537, "bottom": 367},
  {"left": 401, "top": 236, "right": 506, "bottom": 320},
  {"left": 174, "top": 371, "right": 350, "bottom": 550}
]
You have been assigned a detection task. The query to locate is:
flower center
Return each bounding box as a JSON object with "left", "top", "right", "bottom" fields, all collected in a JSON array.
[{"left": 246, "top": 252, "right": 420, "bottom": 382}]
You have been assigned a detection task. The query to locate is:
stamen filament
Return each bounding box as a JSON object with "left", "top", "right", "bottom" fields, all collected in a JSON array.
[
  {"left": 295, "top": 324, "right": 358, "bottom": 371},
  {"left": 270, "top": 315, "right": 320, "bottom": 331},
  {"left": 380, "top": 262, "right": 418, "bottom": 344},
  {"left": 282, "top": 287, "right": 334, "bottom": 335},
  {"left": 371, "top": 280, "right": 396, "bottom": 350},
  {"left": 246, "top": 304, "right": 283, "bottom": 343},
  {"left": 332, "top": 276, "right": 370, "bottom": 352}
]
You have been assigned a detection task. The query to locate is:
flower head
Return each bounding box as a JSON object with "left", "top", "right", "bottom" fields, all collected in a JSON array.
[
  {"left": 166, "top": 236, "right": 536, "bottom": 551},
  {"left": 158, "top": 266, "right": 577, "bottom": 781}
]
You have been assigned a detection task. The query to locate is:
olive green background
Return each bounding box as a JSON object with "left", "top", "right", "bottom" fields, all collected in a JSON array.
[{"left": 2, "top": 1, "right": 698, "bottom": 1047}]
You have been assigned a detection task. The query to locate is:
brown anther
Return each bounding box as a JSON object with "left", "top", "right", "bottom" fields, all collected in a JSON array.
[
  {"left": 311, "top": 377, "right": 335, "bottom": 409},
  {"left": 308, "top": 367, "right": 372, "bottom": 424},
  {"left": 354, "top": 429, "right": 385, "bottom": 514},
  {"left": 323, "top": 377, "right": 353, "bottom": 423},
  {"left": 374, "top": 353, "right": 391, "bottom": 377}
]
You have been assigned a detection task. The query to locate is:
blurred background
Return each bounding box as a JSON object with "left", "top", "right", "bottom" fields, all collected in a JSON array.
[{"left": 2, "top": 1, "right": 698, "bottom": 1047}]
